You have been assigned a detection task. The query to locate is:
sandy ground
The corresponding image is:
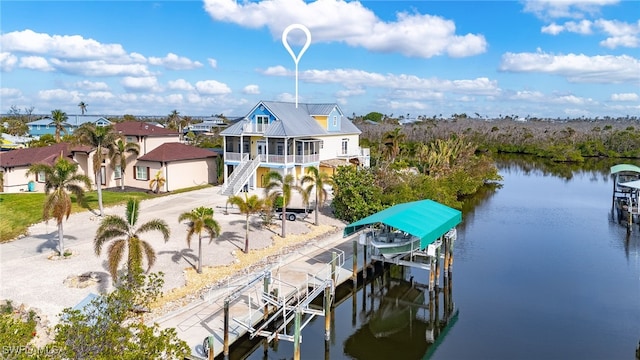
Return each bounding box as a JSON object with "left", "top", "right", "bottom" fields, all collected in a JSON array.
[{"left": 0, "top": 185, "right": 345, "bottom": 342}]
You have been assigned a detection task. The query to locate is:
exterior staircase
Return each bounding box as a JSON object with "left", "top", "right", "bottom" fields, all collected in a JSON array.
[{"left": 219, "top": 155, "right": 261, "bottom": 196}]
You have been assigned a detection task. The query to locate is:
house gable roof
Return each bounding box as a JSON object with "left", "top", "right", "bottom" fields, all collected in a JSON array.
[
  {"left": 28, "top": 116, "right": 111, "bottom": 127},
  {"left": 220, "top": 101, "right": 360, "bottom": 137},
  {"left": 0, "top": 143, "right": 89, "bottom": 168},
  {"left": 137, "top": 143, "right": 217, "bottom": 162},
  {"left": 113, "top": 122, "right": 179, "bottom": 137}
]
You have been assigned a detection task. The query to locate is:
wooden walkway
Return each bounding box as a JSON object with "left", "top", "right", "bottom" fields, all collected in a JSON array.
[{"left": 154, "top": 232, "right": 364, "bottom": 359}]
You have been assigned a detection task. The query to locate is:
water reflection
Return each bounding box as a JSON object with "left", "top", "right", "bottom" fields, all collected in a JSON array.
[{"left": 344, "top": 267, "right": 457, "bottom": 360}]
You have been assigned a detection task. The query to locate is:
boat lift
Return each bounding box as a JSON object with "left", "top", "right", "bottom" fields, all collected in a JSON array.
[{"left": 202, "top": 246, "right": 345, "bottom": 359}]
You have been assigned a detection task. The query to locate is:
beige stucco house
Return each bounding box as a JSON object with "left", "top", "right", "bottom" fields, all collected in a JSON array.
[{"left": 0, "top": 122, "right": 219, "bottom": 193}]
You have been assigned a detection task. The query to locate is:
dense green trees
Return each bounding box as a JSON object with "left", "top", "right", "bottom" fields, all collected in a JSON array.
[{"left": 52, "top": 271, "right": 189, "bottom": 359}]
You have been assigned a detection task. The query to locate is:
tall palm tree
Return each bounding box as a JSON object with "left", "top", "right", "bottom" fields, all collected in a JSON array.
[
  {"left": 167, "top": 110, "right": 180, "bottom": 130},
  {"left": 178, "top": 207, "right": 221, "bottom": 274},
  {"left": 50, "top": 109, "right": 68, "bottom": 143},
  {"left": 74, "top": 123, "right": 119, "bottom": 216},
  {"left": 149, "top": 171, "right": 165, "bottom": 194},
  {"left": 226, "top": 194, "right": 265, "bottom": 253},
  {"left": 109, "top": 139, "right": 140, "bottom": 190},
  {"left": 26, "top": 155, "right": 91, "bottom": 255},
  {"left": 264, "top": 171, "right": 297, "bottom": 238},
  {"left": 78, "top": 101, "right": 88, "bottom": 115},
  {"left": 94, "top": 198, "right": 170, "bottom": 280},
  {"left": 300, "top": 166, "right": 333, "bottom": 226}
]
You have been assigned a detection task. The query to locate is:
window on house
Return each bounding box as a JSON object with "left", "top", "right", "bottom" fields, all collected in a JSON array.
[
  {"left": 333, "top": 116, "right": 337, "bottom": 127},
  {"left": 113, "top": 165, "right": 122, "bottom": 179},
  {"left": 36, "top": 171, "right": 46, "bottom": 183},
  {"left": 126, "top": 136, "right": 135, "bottom": 143},
  {"left": 135, "top": 166, "right": 149, "bottom": 181},
  {"left": 341, "top": 139, "right": 348, "bottom": 155},
  {"left": 256, "top": 115, "right": 269, "bottom": 132},
  {"left": 277, "top": 144, "right": 284, "bottom": 155}
]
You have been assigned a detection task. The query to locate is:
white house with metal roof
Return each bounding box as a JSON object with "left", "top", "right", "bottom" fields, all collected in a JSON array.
[{"left": 219, "top": 101, "right": 369, "bottom": 195}]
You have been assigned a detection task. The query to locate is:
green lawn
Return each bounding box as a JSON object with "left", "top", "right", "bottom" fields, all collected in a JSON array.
[{"left": 0, "top": 185, "right": 211, "bottom": 243}]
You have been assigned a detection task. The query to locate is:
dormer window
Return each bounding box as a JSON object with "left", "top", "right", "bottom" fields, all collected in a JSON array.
[{"left": 256, "top": 115, "right": 269, "bottom": 132}]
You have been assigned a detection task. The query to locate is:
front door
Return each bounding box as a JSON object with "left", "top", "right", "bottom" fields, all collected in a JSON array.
[{"left": 257, "top": 140, "right": 266, "bottom": 160}]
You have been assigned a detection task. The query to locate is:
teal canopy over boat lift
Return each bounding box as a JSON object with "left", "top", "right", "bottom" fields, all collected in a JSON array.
[
  {"left": 611, "top": 164, "right": 640, "bottom": 175},
  {"left": 343, "top": 199, "right": 462, "bottom": 250}
]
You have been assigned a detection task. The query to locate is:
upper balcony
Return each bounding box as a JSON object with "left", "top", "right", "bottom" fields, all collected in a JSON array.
[
  {"left": 241, "top": 123, "right": 269, "bottom": 134},
  {"left": 225, "top": 152, "right": 319, "bottom": 165}
]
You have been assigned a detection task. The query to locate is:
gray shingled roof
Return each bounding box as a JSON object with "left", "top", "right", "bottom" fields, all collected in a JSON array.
[{"left": 220, "top": 101, "right": 360, "bottom": 137}]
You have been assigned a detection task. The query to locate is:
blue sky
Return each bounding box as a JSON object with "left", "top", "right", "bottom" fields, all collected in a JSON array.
[{"left": 1, "top": 0, "right": 638, "bottom": 119}]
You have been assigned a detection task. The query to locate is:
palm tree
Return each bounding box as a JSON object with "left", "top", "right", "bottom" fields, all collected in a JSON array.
[
  {"left": 149, "top": 171, "right": 166, "bottom": 194},
  {"left": 26, "top": 155, "right": 92, "bottom": 255},
  {"left": 178, "top": 207, "right": 221, "bottom": 273},
  {"left": 264, "top": 171, "right": 297, "bottom": 238},
  {"left": 94, "top": 198, "right": 170, "bottom": 280},
  {"left": 300, "top": 166, "right": 333, "bottom": 226},
  {"left": 382, "top": 127, "right": 405, "bottom": 161},
  {"left": 78, "top": 101, "right": 88, "bottom": 115},
  {"left": 74, "top": 123, "right": 119, "bottom": 217},
  {"left": 226, "top": 193, "right": 265, "bottom": 253},
  {"left": 167, "top": 110, "right": 180, "bottom": 130},
  {"left": 50, "top": 109, "right": 68, "bottom": 143},
  {"left": 109, "top": 139, "right": 140, "bottom": 190}
]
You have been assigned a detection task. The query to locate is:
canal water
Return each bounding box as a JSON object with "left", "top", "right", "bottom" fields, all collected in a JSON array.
[{"left": 235, "top": 159, "right": 640, "bottom": 360}]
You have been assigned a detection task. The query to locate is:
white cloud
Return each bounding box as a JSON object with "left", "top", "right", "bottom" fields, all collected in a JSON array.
[
  {"left": 523, "top": 0, "right": 619, "bottom": 19},
  {"left": 263, "top": 66, "right": 289, "bottom": 76},
  {"left": 0, "top": 52, "right": 18, "bottom": 72},
  {"left": 19, "top": 56, "right": 54, "bottom": 71},
  {"left": 74, "top": 80, "right": 109, "bottom": 91},
  {"left": 208, "top": 58, "right": 217, "bottom": 68},
  {"left": 276, "top": 92, "right": 297, "bottom": 102},
  {"left": 1, "top": 88, "right": 22, "bottom": 97},
  {"left": 148, "top": 53, "right": 203, "bottom": 70},
  {"left": 611, "top": 93, "right": 639, "bottom": 101},
  {"left": 499, "top": 50, "right": 640, "bottom": 83},
  {"left": 510, "top": 90, "right": 546, "bottom": 101},
  {"left": 0, "top": 29, "right": 128, "bottom": 60},
  {"left": 336, "top": 87, "right": 366, "bottom": 98},
  {"left": 541, "top": 18, "right": 639, "bottom": 49},
  {"left": 168, "top": 79, "right": 195, "bottom": 91},
  {"left": 86, "top": 91, "right": 115, "bottom": 101},
  {"left": 242, "top": 84, "right": 260, "bottom": 94},
  {"left": 49, "top": 59, "right": 152, "bottom": 77},
  {"left": 38, "top": 89, "right": 81, "bottom": 101},
  {"left": 264, "top": 67, "right": 500, "bottom": 96},
  {"left": 121, "top": 76, "right": 160, "bottom": 92},
  {"left": 195, "top": 80, "right": 232, "bottom": 95},
  {"left": 203, "top": 0, "right": 486, "bottom": 58}
]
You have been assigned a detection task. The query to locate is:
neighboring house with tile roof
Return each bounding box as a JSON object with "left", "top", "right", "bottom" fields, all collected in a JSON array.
[
  {"left": 219, "top": 101, "right": 369, "bottom": 195},
  {"left": 0, "top": 143, "right": 92, "bottom": 193},
  {"left": 134, "top": 143, "right": 218, "bottom": 192},
  {"left": 113, "top": 121, "right": 180, "bottom": 155},
  {"left": 27, "top": 115, "right": 112, "bottom": 138}
]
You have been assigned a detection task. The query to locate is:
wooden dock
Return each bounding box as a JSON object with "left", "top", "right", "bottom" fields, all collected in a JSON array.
[{"left": 154, "top": 231, "right": 366, "bottom": 360}]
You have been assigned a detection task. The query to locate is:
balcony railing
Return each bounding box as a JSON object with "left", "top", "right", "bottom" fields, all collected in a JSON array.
[
  {"left": 225, "top": 152, "right": 315, "bottom": 164},
  {"left": 242, "top": 123, "right": 269, "bottom": 133}
]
